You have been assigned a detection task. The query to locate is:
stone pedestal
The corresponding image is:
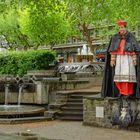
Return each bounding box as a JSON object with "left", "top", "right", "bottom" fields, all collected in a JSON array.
[
  {"left": 83, "top": 95, "right": 140, "bottom": 130},
  {"left": 83, "top": 96, "right": 116, "bottom": 128},
  {"left": 76, "top": 55, "right": 93, "bottom": 62},
  {"left": 35, "top": 81, "right": 49, "bottom": 104}
]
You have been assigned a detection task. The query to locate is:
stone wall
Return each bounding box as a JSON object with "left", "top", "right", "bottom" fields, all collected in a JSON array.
[
  {"left": 43, "top": 80, "right": 90, "bottom": 105},
  {"left": 0, "top": 92, "right": 36, "bottom": 104},
  {"left": 0, "top": 79, "right": 90, "bottom": 105},
  {"left": 83, "top": 95, "right": 140, "bottom": 130},
  {"left": 0, "top": 69, "right": 103, "bottom": 105},
  {"left": 0, "top": 81, "right": 50, "bottom": 105}
]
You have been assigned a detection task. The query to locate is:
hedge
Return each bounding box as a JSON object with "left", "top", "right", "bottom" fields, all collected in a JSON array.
[{"left": 0, "top": 50, "right": 56, "bottom": 76}]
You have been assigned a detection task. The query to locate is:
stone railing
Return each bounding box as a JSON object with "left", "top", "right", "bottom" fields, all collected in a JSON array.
[{"left": 57, "top": 62, "right": 104, "bottom": 75}]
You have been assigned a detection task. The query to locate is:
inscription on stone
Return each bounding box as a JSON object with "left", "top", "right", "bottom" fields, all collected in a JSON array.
[{"left": 96, "top": 106, "right": 104, "bottom": 118}]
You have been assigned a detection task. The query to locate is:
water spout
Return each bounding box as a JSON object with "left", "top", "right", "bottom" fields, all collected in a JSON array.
[
  {"left": 18, "top": 85, "right": 23, "bottom": 106},
  {"left": 4, "top": 84, "right": 10, "bottom": 106}
]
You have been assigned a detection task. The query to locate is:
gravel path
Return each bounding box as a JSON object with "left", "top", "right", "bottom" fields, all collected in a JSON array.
[{"left": 0, "top": 120, "right": 140, "bottom": 140}]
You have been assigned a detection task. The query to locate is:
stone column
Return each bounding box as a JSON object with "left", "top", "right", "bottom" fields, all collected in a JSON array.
[{"left": 35, "top": 81, "right": 49, "bottom": 104}]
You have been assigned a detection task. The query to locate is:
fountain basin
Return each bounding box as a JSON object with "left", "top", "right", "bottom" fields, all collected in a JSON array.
[
  {"left": 0, "top": 105, "right": 45, "bottom": 116},
  {"left": 0, "top": 105, "right": 47, "bottom": 124}
]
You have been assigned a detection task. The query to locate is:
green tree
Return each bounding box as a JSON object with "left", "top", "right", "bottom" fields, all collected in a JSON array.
[
  {"left": 0, "top": 0, "right": 32, "bottom": 50},
  {"left": 66, "top": 0, "right": 112, "bottom": 54},
  {"left": 66, "top": 0, "right": 140, "bottom": 54},
  {"left": 0, "top": 0, "right": 139, "bottom": 51},
  {"left": 106, "top": 0, "right": 140, "bottom": 26},
  {"left": 20, "top": 0, "right": 71, "bottom": 49},
  {"left": 0, "top": 0, "right": 72, "bottom": 50}
]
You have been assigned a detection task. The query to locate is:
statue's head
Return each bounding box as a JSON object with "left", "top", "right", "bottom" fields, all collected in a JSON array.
[{"left": 117, "top": 20, "right": 127, "bottom": 34}]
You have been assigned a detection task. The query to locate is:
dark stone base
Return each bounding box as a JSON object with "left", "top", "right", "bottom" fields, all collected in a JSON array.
[{"left": 83, "top": 95, "right": 140, "bottom": 131}]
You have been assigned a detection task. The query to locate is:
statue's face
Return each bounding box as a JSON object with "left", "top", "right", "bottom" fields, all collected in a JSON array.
[{"left": 119, "top": 25, "right": 126, "bottom": 34}]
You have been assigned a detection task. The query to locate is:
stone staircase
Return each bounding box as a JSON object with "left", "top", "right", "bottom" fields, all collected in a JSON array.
[{"left": 56, "top": 92, "right": 99, "bottom": 121}]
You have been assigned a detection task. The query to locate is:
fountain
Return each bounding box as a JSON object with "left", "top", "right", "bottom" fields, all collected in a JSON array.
[
  {"left": 76, "top": 44, "right": 94, "bottom": 62},
  {"left": 18, "top": 84, "right": 23, "bottom": 106},
  {"left": 17, "top": 75, "right": 33, "bottom": 106},
  {"left": 0, "top": 75, "right": 46, "bottom": 123},
  {"left": 56, "top": 44, "right": 104, "bottom": 82},
  {"left": 57, "top": 62, "right": 104, "bottom": 74},
  {"left": 43, "top": 46, "right": 104, "bottom": 121}
]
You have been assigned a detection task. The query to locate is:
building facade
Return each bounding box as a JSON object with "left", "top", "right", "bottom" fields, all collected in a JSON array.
[{"left": 53, "top": 25, "right": 140, "bottom": 63}]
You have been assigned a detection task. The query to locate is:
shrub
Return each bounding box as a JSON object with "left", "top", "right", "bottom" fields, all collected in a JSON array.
[{"left": 0, "top": 50, "right": 56, "bottom": 76}]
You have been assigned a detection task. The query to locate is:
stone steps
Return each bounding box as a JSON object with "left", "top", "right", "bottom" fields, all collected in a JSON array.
[
  {"left": 61, "top": 106, "right": 83, "bottom": 111},
  {"left": 56, "top": 92, "right": 96, "bottom": 121},
  {"left": 56, "top": 116, "right": 83, "bottom": 121},
  {"left": 69, "top": 92, "right": 99, "bottom": 99},
  {"left": 67, "top": 98, "right": 83, "bottom": 102},
  {"left": 62, "top": 102, "right": 83, "bottom": 107},
  {"left": 58, "top": 111, "right": 83, "bottom": 115},
  {"left": 55, "top": 91, "right": 100, "bottom": 121}
]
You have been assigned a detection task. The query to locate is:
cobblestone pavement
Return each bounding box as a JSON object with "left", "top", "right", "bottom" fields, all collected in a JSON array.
[{"left": 0, "top": 120, "right": 140, "bottom": 140}]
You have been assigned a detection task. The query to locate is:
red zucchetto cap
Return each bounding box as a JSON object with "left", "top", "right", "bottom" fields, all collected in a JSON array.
[{"left": 117, "top": 20, "right": 127, "bottom": 26}]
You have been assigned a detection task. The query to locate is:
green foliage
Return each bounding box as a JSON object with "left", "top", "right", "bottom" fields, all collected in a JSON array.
[
  {"left": 66, "top": 0, "right": 140, "bottom": 34},
  {"left": 0, "top": 50, "right": 56, "bottom": 76},
  {"left": 19, "top": 0, "right": 71, "bottom": 47},
  {"left": 0, "top": 7, "right": 32, "bottom": 50},
  {"left": 105, "top": 0, "right": 140, "bottom": 26},
  {"left": 0, "top": 0, "right": 139, "bottom": 50},
  {"left": 0, "top": 0, "right": 72, "bottom": 49},
  {"left": 0, "top": 9, "right": 18, "bottom": 49}
]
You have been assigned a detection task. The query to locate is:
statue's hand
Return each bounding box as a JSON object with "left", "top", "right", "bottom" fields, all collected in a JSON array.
[
  {"left": 110, "top": 54, "right": 116, "bottom": 67},
  {"left": 132, "top": 54, "right": 137, "bottom": 66},
  {"left": 110, "top": 60, "right": 115, "bottom": 67},
  {"left": 133, "top": 60, "right": 137, "bottom": 66}
]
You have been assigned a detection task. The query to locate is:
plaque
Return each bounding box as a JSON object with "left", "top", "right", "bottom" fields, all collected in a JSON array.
[{"left": 96, "top": 106, "right": 104, "bottom": 118}]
